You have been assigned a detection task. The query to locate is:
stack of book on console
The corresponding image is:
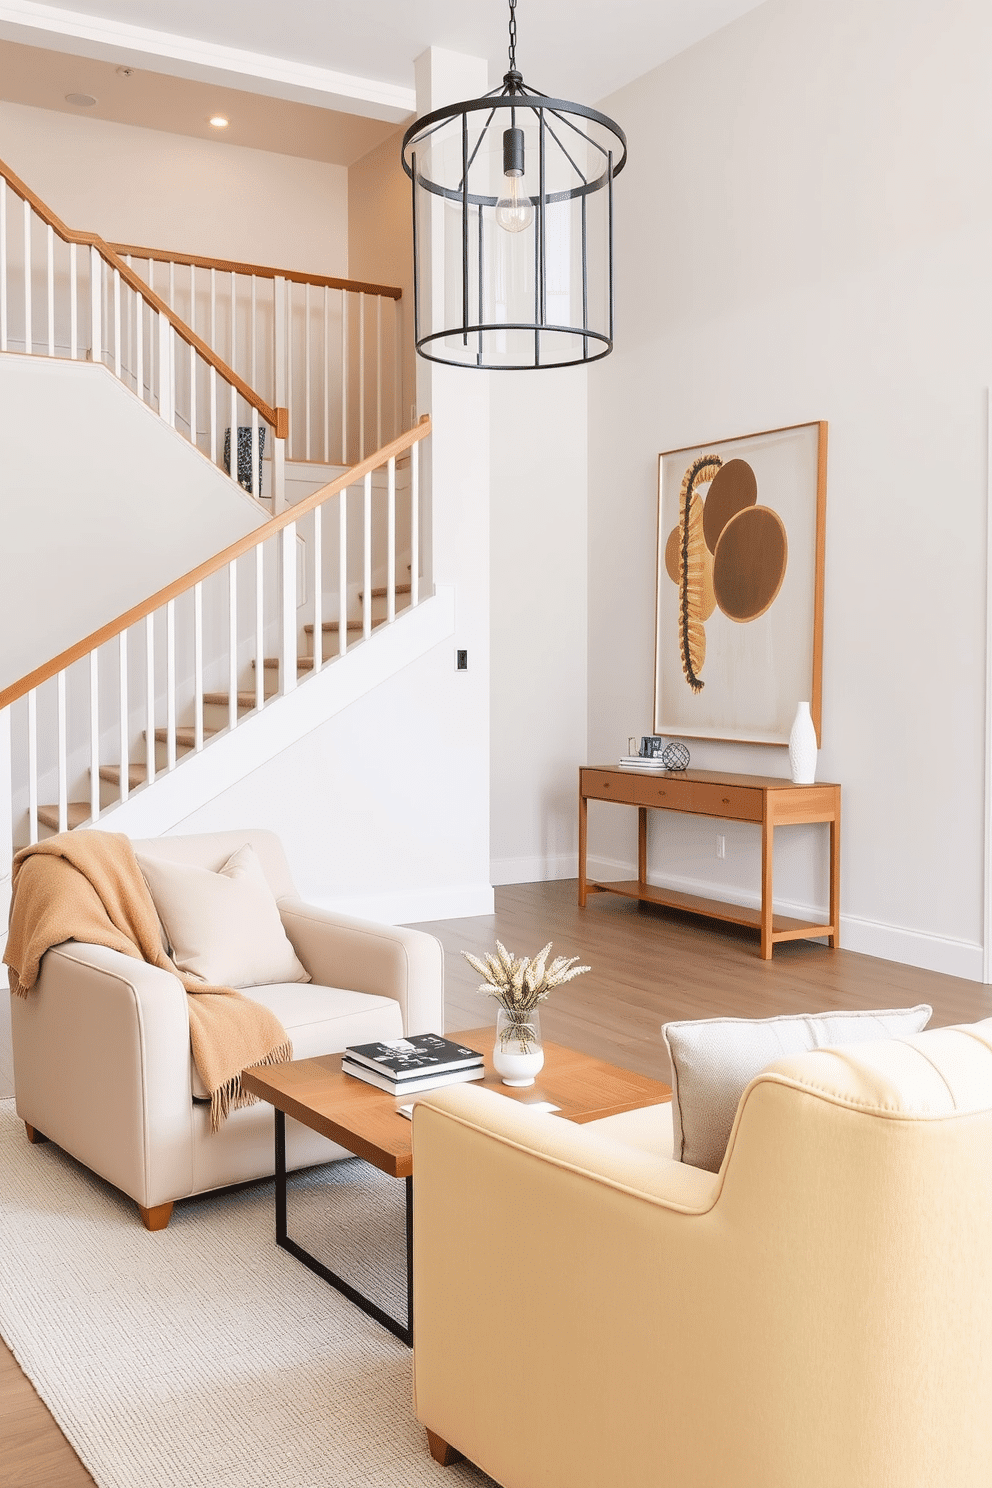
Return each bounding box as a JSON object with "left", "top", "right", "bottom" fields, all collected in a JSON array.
[
  {"left": 618, "top": 755, "right": 667, "bottom": 769},
  {"left": 342, "top": 1034, "right": 485, "bottom": 1095}
]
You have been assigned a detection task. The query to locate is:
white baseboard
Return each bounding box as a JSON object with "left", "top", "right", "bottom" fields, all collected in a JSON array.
[
  {"left": 310, "top": 881, "right": 495, "bottom": 927},
  {"left": 490, "top": 853, "right": 578, "bottom": 887},
  {"left": 585, "top": 856, "right": 985, "bottom": 983}
]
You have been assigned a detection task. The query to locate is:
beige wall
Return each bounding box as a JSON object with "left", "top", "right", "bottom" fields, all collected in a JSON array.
[
  {"left": 587, "top": 0, "right": 992, "bottom": 978},
  {"left": 347, "top": 126, "right": 416, "bottom": 428},
  {"left": 0, "top": 101, "right": 348, "bottom": 275}
]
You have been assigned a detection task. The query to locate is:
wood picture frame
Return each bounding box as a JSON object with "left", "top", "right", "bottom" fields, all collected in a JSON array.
[{"left": 654, "top": 420, "right": 827, "bottom": 746}]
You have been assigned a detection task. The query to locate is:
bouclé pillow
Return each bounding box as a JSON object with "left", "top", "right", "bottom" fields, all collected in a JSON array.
[
  {"left": 662, "top": 1004, "right": 932, "bottom": 1173},
  {"left": 136, "top": 843, "right": 310, "bottom": 989}
]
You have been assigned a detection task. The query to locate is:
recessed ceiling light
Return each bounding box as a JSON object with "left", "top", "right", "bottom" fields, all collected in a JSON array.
[
  {"left": 208, "top": 115, "right": 229, "bottom": 129},
  {"left": 65, "top": 92, "right": 97, "bottom": 107}
]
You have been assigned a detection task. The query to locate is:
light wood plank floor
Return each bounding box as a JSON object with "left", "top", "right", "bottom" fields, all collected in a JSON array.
[{"left": 3, "top": 880, "right": 988, "bottom": 1485}]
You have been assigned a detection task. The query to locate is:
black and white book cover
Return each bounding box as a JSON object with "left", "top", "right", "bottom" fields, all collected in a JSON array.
[{"left": 345, "top": 1033, "right": 484, "bottom": 1080}]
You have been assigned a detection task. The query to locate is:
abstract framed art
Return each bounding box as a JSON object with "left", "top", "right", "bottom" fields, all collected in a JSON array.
[{"left": 654, "top": 421, "right": 827, "bottom": 746}]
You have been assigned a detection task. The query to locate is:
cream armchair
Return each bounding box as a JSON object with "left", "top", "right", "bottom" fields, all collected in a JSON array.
[
  {"left": 412, "top": 1018, "right": 992, "bottom": 1488},
  {"left": 11, "top": 829, "right": 444, "bottom": 1230}
]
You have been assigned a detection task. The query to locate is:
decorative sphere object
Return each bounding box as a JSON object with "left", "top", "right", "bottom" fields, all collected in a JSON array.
[{"left": 662, "top": 741, "right": 690, "bottom": 771}]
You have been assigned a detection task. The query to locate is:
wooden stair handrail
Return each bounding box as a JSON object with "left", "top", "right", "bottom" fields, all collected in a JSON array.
[
  {"left": 108, "top": 242, "right": 402, "bottom": 301},
  {"left": 0, "top": 417, "right": 431, "bottom": 713},
  {"left": 0, "top": 155, "right": 287, "bottom": 436}
]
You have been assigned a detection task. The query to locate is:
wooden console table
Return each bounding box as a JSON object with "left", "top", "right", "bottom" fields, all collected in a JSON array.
[{"left": 578, "top": 766, "right": 841, "bottom": 960}]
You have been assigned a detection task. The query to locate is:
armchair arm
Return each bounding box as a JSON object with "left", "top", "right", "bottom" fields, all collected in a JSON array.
[
  {"left": 10, "top": 942, "right": 195, "bottom": 1208},
  {"left": 277, "top": 899, "right": 444, "bottom": 1035}
]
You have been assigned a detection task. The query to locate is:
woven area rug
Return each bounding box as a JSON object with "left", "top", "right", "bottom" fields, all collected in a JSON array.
[{"left": 0, "top": 1099, "right": 495, "bottom": 1488}]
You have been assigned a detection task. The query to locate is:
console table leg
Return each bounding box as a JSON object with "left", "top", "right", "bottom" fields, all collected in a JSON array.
[
  {"left": 828, "top": 811, "right": 841, "bottom": 947},
  {"left": 760, "top": 820, "right": 774, "bottom": 960},
  {"left": 638, "top": 807, "right": 647, "bottom": 886},
  {"left": 578, "top": 791, "right": 588, "bottom": 906}
]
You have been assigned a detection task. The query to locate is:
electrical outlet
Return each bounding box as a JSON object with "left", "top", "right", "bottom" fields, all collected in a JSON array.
[
  {"left": 716, "top": 835, "right": 726, "bottom": 859},
  {"left": 456, "top": 649, "right": 468, "bottom": 670}
]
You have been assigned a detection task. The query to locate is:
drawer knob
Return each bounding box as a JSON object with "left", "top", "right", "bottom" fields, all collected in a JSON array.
[{"left": 722, "top": 797, "right": 730, "bottom": 804}]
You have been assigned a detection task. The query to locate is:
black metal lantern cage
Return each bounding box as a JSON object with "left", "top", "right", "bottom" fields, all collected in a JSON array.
[{"left": 401, "top": 80, "right": 627, "bottom": 370}]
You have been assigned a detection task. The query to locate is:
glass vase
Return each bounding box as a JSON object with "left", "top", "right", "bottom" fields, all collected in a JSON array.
[{"left": 493, "top": 1008, "right": 544, "bottom": 1087}]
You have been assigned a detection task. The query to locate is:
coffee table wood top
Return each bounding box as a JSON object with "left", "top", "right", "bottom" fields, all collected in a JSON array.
[{"left": 241, "top": 1026, "right": 672, "bottom": 1180}]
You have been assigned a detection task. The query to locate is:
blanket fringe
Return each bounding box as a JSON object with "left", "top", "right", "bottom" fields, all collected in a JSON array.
[{"left": 208, "top": 1040, "right": 293, "bottom": 1133}]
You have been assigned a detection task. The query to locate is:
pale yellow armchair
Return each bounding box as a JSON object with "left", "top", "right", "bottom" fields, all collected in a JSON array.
[{"left": 412, "top": 1019, "right": 992, "bottom": 1488}]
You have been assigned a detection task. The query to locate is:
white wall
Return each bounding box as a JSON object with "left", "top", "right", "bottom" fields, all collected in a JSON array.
[
  {"left": 489, "top": 370, "right": 589, "bottom": 885},
  {"left": 0, "top": 101, "right": 348, "bottom": 275},
  {"left": 0, "top": 355, "right": 264, "bottom": 690},
  {"left": 587, "top": 0, "right": 992, "bottom": 980}
]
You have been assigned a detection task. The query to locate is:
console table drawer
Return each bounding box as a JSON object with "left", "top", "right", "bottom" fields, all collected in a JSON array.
[
  {"left": 581, "top": 770, "right": 643, "bottom": 804},
  {"left": 689, "top": 783, "right": 762, "bottom": 821}
]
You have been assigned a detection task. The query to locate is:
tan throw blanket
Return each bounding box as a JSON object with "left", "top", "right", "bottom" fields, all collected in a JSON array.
[{"left": 4, "top": 831, "right": 292, "bottom": 1130}]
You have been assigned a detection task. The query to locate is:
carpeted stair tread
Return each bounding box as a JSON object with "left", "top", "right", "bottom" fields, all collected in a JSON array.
[
  {"left": 99, "top": 763, "right": 149, "bottom": 788},
  {"left": 202, "top": 690, "right": 267, "bottom": 708},
  {"left": 152, "top": 726, "right": 220, "bottom": 748},
  {"left": 358, "top": 584, "right": 412, "bottom": 600},
  {"left": 36, "top": 802, "right": 91, "bottom": 831}
]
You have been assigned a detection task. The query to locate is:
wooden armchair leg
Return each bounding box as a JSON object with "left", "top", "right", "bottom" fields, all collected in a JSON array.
[
  {"left": 138, "top": 1202, "right": 174, "bottom": 1232},
  {"left": 24, "top": 1123, "right": 48, "bottom": 1144},
  {"left": 426, "top": 1429, "right": 462, "bottom": 1467}
]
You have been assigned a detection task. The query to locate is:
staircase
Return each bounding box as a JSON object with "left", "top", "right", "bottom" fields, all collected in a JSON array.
[{"left": 0, "top": 157, "right": 439, "bottom": 875}]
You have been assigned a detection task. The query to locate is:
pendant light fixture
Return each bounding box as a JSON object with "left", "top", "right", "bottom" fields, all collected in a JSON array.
[{"left": 401, "top": 0, "right": 627, "bottom": 370}]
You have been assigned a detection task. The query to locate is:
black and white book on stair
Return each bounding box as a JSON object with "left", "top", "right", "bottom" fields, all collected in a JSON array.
[{"left": 341, "top": 1033, "right": 485, "bottom": 1094}]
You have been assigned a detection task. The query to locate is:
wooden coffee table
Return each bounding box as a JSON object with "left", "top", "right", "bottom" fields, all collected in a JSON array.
[{"left": 242, "top": 1027, "right": 671, "bottom": 1346}]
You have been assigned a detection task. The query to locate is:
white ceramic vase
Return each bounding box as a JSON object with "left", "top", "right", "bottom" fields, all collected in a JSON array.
[
  {"left": 789, "top": 701, "right": 817, "bottom": 785},
  {"left": 492, "top": 1008, "right": 544, "bottom": 1087}
]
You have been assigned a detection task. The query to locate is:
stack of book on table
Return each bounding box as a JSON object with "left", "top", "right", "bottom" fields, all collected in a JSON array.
[{"left": 342, "top": 1033, "right": 485, "bottom": 1095}]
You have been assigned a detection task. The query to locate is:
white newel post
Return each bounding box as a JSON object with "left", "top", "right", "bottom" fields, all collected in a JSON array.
[
  {"left": 89, "top": 245, "right": 102, "bottom": 363},
  {"left": 272, "top": 434, "right": 286, "bottom": 513}
]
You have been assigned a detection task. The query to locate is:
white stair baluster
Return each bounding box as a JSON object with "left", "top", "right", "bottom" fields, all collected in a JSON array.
[
  {"left": 189, "top": 264, "right": 197, "bottom": 449},
  {"left": 230, "top": 270, "right": 236, "bottom": 376},
  {"left": 251, "top": 406, "right": 260, "bottom": 502},
  {"left": 89, "top": 651, "right": 100, "bottom": 821},
  {"left": 376, "top": 294, "right": 383, "bottom": 452},
  {"left": 166, "top": 599, "right": 176, "bottom": 770},
  {"left": 135, "top": 292, "right": 143, "bottom": 402},
  {"left": 158, "top": 310, "right": 172, "bottom": 424},
  {"left": 286, "top": 281, "right": 294, "bottom": 460},
  {"left": 228, "top": 560, "right": 238, "bottom": 732},
  {"left": 169, "top": 260, "right": 175, "bottom": 312},
  {"left": 255, "top": 545, "right": 265, "bottom": 713},
  {"left": 27, "top": 688, "right": 38, "bottom": 844},
  {"left": 341, "top": 290, "right": 348, "bottom": 465},
  {"left": 69, "top": 242, "right": 78, "bottom": 359},
  {"left": 56, "top": 670, "right": 67, "bottom": 833},
  {"left": 280, "top": 523, "right": 298, "bottom": 693},
  {"left": 393, "top": 299, "right": 402, "bottom": 442},
  {"left": 323, "top": 285, "right": 329, "bottom": 463},
  {"left": 113, "top": 267, "right": 121, "bottom": 378},
  {"left": 229, "top": 382, "right": 238, "bottom": 488},
  {"left": 358, "top": 291, "right": 366, "bottom": 460},
  {"left": 118, "top": 630, "right": 129, "bottom": 804},
  {"left": 145, "top": 614, "right": 155, "bottom": 785},
  {"left": 312, "top": 503, "right": 323, "bottom": 674},
  {"left": 23, "top": 198, "right": 31, "bottom": 354},
  {"left": 387, "top": 456, "right": 396, "bottom": 623},
  {"left": 362, "top": 471, "right": 372, "bottom": 642},
  {"left": 339, "top": 487, "right": 348, "bottom": 657},
  {"left": 209, "top": 364, "right": 217, "bottom": 464},
  {"left": 250, "top": 274, "right": 257, "bottom": 387},
  {"left": 89, "top": 246, "right": 102, "bottom": 363},
  {"left": 304, "top": 280, "right": 311, "bottom": 462},
  {"left": 193, "top": 583, "right": 204, "bottom": 750},
  {"left": 46, "top": 224, "right": 54, "bottom": 356},
  {"left": 410, "top": 439, "right": 420, "bottom": 607}
]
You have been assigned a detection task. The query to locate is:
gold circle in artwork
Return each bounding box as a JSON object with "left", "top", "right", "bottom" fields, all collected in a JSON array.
[
  {"left": 664, "top": 514, "right": 717, "bottom": 620},
  {"left": 712, "top": 506, "right": 788, "bottom": 622},
  {"left": 702, "top": 459, "right": 758, "bottom": 554}
]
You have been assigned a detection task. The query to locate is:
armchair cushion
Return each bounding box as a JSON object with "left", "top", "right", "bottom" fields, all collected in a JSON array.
[
  {"left": 136, "top": 843, "right": 309, "bottom": 989},
  {"left": 662, "top": 1002, "right": 932, "bottom": 1172},
  {"left": 188, "top": 982, "right": 404, "bottom": 1100}
]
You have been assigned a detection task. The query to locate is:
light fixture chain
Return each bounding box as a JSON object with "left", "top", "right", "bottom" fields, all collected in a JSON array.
[{"left": 508, "top": 0, "right": 517, "bottom": 73}]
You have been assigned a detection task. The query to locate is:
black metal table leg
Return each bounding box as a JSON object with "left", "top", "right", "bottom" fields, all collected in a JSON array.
[{"left": 272, "top": 1109, "right": 413, "bottom": 1347}]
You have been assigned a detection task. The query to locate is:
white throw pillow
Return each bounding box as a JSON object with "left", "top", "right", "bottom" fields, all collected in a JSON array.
[
  {"left": 136, "top": 843, "right": 310, "bottom": 989},
  {"left": 662, "top": 1004, "right": 932, "bottom": 1173}
]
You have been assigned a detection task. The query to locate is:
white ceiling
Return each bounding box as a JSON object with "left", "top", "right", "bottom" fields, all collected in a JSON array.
[{"left": 0, "top": 0, "right": 769, "bottom": 118}]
